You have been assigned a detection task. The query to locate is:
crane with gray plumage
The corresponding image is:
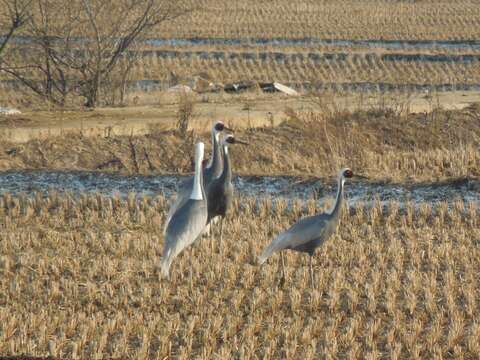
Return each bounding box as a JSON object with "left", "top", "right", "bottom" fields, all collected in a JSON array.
[
  {"left": 258, "top": 168, "right": 354, "bottom": 287},
  {"left": 206, "top": 134, "right": 249, "bottom": 246},
  {"left": 161, "top": 142, "right": 209, "bottom": 279},
  {"left": 163, "top": 121, "right": 231, "bottom": 235}
]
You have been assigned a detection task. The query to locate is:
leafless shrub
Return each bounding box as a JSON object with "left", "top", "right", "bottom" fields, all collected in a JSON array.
[
  {"left": 176, "top": 90, "right": 196, "bottom": 137},
  {"left": 0, "top": 0, "right": 31, "bottom": 60},
  {"left": 1, "top": 0, "right": 194, "bottom": 107}
]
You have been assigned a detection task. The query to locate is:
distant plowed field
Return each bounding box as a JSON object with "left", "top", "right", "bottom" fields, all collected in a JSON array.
[
  {"left": 128, "top": 49, "right": 480, "bottom": 91},
  {"left": 159, "top": 0, "right": 480, "bottom": 41},
  {"left": 2, "top": 0, "right": 480, "bottom": 99}
]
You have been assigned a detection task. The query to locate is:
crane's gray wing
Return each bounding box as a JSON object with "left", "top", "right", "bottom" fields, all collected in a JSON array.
[
  {"left": 163, "top": 176, "right": 193, "bottom": 235},
  {"left": 258, "top": 214, "right": 329, "bottom": 264},
  {"left": 161, "top": 200, "right": 208, "bottom": 277}
]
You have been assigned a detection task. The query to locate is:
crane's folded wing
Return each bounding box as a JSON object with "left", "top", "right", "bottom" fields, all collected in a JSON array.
[
  {"left": 164, "top": 201, "right": 208, "bottom": 257},
  {"left": 163, "top": 177, "right": 193, "bottom": 234},
  {"left": 259, "top": 214, "right": 329, "bottom": 262}
]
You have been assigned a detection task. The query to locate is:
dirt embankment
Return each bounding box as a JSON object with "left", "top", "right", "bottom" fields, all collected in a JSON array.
[{"left": 0, "top": 107, "right": 479, "bottom": 181}]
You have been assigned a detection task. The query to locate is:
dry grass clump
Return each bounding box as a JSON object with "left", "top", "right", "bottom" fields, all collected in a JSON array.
[
  {"left": 237, "top": 107, "right": 480, "bottom": 179},
  {"left": 1, "top": 108, "right": 479, "bottom": 181},
  {"left": 0, "top": 192, "right": 478, "bottom": 358}
]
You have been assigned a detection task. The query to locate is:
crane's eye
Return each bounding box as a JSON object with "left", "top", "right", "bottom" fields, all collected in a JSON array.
[
  {"left": 215, "top": 122, "right": 225, "bottom": 131},
  {"left": 344, "top": 169, "right": 353, "bottom": 178}
]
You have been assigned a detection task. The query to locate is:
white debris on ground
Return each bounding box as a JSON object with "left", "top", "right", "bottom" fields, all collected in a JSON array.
[
  {"left": 273, "top": 82, "right": 299, "bottom": 96},
  {"left": 0, "top": 106, "right": 21, "bottom": 115},
  {"left": 167, "top": 84, "right": 193, "bottom": 93}
]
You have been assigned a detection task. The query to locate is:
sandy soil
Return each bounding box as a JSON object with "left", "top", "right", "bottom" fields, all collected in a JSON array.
[{"left": 1, "top": 91, "right": 479, "bottom": 143}]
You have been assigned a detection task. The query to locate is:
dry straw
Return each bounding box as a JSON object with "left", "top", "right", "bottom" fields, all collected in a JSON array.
[{"left": 0, "top": 192, "right": 478, "bottom": 358}]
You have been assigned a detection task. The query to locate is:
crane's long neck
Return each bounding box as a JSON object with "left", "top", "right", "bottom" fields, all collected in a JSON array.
[
  {"left": 205, "top": 130, "right": 216, "bottom": 169},
  {"left": 329, "top": 175, "right": 345, "bottom": 219},
  {"left": 190, "top": 153, "right": 204, "bottom": 200},
  {"left": 211, "top": 131, "right": 223, "bottom": 178},
  {"left": 219, "top": 144, "right": 232, "bottom": 183}
]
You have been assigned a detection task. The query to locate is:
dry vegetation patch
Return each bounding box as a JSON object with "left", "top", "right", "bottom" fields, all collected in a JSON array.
[
  {"left": 0, "top": 193, "right": 478, "bottom": 358},
  {"left": 1, "top": 108, "right": 479, "bottom": 181}
]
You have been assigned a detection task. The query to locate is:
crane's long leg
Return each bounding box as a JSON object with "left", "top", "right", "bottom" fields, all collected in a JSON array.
[
  {"left": 309, "top": 255, "right": 315, "bottom": 289},
  {"left": 219, "top": 217, "right": 224, "bottom": 243},
  {"left": 279, "top": 252, "right": 286, "bottom": 286},
  {"left": 189, "top": 263, "right": 193, "bottom": 287},
  {"left": 218, "top": 217, "right": 224, "bottom": 256},
  {"left": 189, "top": 249, "right": 194, "bottom": 288},
  {"left": 207, "top": 222, "right": 215, "bottom": 253}
]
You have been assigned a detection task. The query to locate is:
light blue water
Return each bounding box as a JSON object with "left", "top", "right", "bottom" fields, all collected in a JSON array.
[
  {"left": 0, "top": 170, "right": 478, "bottom": 206},
  {"left": 5, "top": 35, "right": 480, "bottom": 50},
  {"left": 144, "top": 37, "right": 480, "bottom": 50}
]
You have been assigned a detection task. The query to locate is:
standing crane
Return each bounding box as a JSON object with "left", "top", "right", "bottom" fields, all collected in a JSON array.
[
  {"left": 206, "top": 134, "right": 249, "bottom": 247},
  {"left": 163, "top": 121, "right": 231, "bottom": 235},
  {"left": 161, "top": 142, "right": 209, "bottom": 279},
  {"left": 258, "top": 168, "right": 354, "bottom": 287}
]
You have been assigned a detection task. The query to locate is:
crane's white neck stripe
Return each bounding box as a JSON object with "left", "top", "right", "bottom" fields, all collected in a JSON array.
[
  {"left": 190, "top": 164, "right": 203, "bottom": 200},
  {"left": 190, "top": 144, "right": 204, "bottom": 200}
]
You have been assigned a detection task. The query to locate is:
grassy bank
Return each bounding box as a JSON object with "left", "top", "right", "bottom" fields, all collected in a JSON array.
[
  {"left": 0, "top": 192, "right": 478, "bottom": 358},
  {"left": 1, "top": 107, "right": 479, "bottom": 182}
]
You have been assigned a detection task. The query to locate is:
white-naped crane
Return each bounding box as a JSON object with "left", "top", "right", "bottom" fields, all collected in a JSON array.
[
  {"left": 161, "top": 142, "right": 209, "bottom": 279},
  {"left": 258, "top": 168, "right": 354, "bottom": 287},
  {"left": 206, "top": 134, "right": 248, "bottom": 247},
  {"left": 163, "top": 121, "right": 231, "bottom": 235}
]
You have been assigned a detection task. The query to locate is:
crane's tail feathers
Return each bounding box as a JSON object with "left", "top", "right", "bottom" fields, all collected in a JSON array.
[
  {"left": 160, "top": 247, "right": 173, "bottom": 279},
  {"left": 258, "top": 241, "right": 279, "bottom": 265},
  {"left": 162, "top": 216, "right": 171, "bottom": 236},
  {"left": 258, "top": 233, "right": 289, "bottom": 265},
  {"left": 257, "top": 253, "right": 269, "bottom": 265},
  {"left": 160, "top": 260, "right": 170, "bottom": 279},
  {"left": 258, "top": 245, "right": 275, "bottom": 265}
]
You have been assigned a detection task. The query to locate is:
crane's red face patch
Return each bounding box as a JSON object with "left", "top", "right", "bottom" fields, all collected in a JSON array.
[{"left": 344, "top": 169, "right": 353, "bottom": 178}]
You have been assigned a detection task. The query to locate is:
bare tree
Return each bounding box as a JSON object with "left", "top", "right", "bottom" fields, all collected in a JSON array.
[
  {"left": 1, "top": 1, "right": 80, "bottom": 105},
  {"left": 2, "top": 0, "right": 194, "bottom": 107},
  {"left": 0, "top": 0, "right": 32, "bottom": 60},
  {"left": 68, "top": 0, "right": 193, "bottom": 107}
]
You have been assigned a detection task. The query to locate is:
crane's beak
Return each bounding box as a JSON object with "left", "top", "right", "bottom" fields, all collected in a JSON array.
[
  {"left": 235, "top": 139, "right": 249, "bottom": 145},
  {"left": 355, "top": 174, "right": 368, "bottom": 179}
]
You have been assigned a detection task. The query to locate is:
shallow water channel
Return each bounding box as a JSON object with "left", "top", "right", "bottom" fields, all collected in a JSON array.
[
  {"left": 0, "top": 171, "right": 478, "bottom": 206},
  {"left": 144, "top": 38, "right": 480, "bottom": 51}
]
